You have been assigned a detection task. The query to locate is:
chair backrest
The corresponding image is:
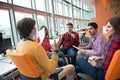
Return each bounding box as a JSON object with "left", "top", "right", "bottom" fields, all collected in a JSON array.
[
  {"left": 105, "top": 50, "right": 120, "bottom": 80},
  {"left": 85, "top": 29, "right": 90, "bottom": 37},
  {"left": 6, "top": 49, "right": 40, "bottom": 78}
]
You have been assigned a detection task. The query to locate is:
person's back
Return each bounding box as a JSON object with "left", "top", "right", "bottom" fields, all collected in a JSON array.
[{"left": 16, "top": 18, "right": 58, "bottom": 80}]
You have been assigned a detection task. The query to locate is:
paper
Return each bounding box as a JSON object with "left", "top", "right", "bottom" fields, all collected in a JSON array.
[
  {"left": 72, "top": 45, "right": 79, "bottom": 50},
  {"left": 88, "top": 56, "right": 96, "bottom": 63},
  {"left": 37, "top": 28, "right": 45, "bottom": 44}
]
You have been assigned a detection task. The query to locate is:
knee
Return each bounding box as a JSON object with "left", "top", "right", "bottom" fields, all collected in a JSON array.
[
  {"left": 58, "top": 52, "right": 64, "bottom": 57},
  {"left": 68, "top": 52, "right": 76, "bottom": 57},
  {"left": 58, "top": 58, "right": 66, "bottom": 67}
]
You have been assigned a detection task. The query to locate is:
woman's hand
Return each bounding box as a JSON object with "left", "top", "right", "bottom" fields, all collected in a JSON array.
[
  {"left": 78, "top": 49, "right": 86, "bottom": 55},
  {"left": 90, "top": 60, "right": 96, "bottom": 67}
]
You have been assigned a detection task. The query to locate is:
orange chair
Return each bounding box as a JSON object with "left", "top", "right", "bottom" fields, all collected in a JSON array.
[
  {"left": 105, "top": 50, "right": 120, "bottom": 80},
  {"left": 6, "top": 49, "right": 41, "bottom": 80},
  {"left": 6, "top": 49, "right": 63, "bottom": 80},
  {"left": 77, "top": 50, "right": 120, "bottom": 80},
  {"left": 85, "top": 29, "right": 90, "bottom": 37}
]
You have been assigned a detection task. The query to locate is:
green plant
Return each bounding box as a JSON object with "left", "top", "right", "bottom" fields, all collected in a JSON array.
[{"left": 105, "top": 0, "right": 120, "bottom": 15}]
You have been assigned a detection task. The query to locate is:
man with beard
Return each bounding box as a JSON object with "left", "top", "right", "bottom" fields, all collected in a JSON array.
[{"left": 77, "top": 22, "right": 107, "bottom": 58}]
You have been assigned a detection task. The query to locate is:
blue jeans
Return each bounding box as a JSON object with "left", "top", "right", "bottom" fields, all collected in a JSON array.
[
  {"left": 47, "top": 52, "right": 66, "bottom": 67},
  {"left": 59, "top": 47, "right": 77, "bottom": 65},
  {"left": 76, "top": 57, "right": 105, "bottom": 80}
]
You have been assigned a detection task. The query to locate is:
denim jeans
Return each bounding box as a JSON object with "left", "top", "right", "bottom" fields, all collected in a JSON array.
[
  {"left": 76, "top": 57, "right": 98, "bottom": 80},
  {"left": 47, "top": 52, "right": 66, "bottom": 67},
  {"left": 59, "top": 47, "right": 77, "bottom": 65}
]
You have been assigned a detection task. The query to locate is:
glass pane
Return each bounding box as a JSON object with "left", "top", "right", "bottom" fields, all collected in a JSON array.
[
  {"left": 13, "top": 0, "right": 31, "bottom": 8},
  {"left": 37, "top": 15, "right": 47, "bottom": 30},
  {"left": 66, "top": 0, "right": 71, "bottom": 3},
  {"left": 0, "top": 10, "right": 13, "bottom": 54},
  {"left": 35, "top": 0, "right": 46, "bottom": 12},
  {"left": 73, "top": 0, "right": 77, "bottom": 5},
  {"left": 58, "top": 1, "right": 63, "bottom": 15},
  {"left": 15, "top": 11, "right": 33, "bottom": 23},
  {"left": 0, "top": 0, "right": 7, "bottom": 2},
  {"left": 64, "top": 4, "right": 68, "bottom": 16},
  {"left": 0, "top": 10, "right": 11, "bottom": 39},
  {"left": 48, "top": 0, "right": 52, "bottom": 13}
]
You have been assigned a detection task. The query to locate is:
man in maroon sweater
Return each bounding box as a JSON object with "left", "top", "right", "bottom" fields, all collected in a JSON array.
[{"left": 59, "top": 23, "right": 79, "bottom": 65}]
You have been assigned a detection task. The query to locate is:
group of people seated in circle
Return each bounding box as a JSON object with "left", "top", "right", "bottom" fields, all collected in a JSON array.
[{"left": 15, "top": 16, "right": 120, "bottom": 80}]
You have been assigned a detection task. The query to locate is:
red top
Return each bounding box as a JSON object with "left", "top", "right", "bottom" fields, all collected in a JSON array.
[
  {"left": 36, "top": 37, "right": 52, "bottom": 52},
  {"left": 41, "top": 37, "right": 52, "bottom": 52}
]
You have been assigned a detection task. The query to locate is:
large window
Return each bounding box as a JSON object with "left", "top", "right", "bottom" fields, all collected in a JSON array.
[
  {"left": 48, "top": 0, "right": 52, "bottom": 13},
  {"left": 37, "top": 15, "right": 47, "bottom": 30},
  {"left": 35, "top": 0, "right": 46, "bottom": 12},
  {"left": 0, "top": 0, "right": 95, "bottom": 45},
  {"left": 0, "top": 0, "right": 7, "bottom": 3},
  {"left": 13, "top": 0, "right": 32, "bottom": 8},
  {"left": 0, "top": 10, "right": 13, "bottom": 51},
  {"left": 58, "top": 1, "right": 63, "bottom": 15},
  {"left": 0, "top": 10, "right": 11, "bottom": 39},
  {"left": 15, "top": 11, "right": 33, "bottom": 23}
]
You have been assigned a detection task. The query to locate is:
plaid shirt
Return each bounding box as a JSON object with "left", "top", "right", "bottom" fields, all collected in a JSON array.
[
  {"left": 96, "top": 36, "right": 120, "bottom": 71},
  {"left": 84, "top": 33, "right": 107, "bottom": 56},
  {"left": 60, "top": 31, "right": 79, "bottom": 48}
]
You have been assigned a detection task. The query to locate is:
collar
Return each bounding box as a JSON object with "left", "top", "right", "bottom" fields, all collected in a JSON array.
[
  {"left": 22, "top": 37, "right": 33, "bottom": 41},
  {"left": 91, "top": 33, "right": 98, "bottom": 38}
]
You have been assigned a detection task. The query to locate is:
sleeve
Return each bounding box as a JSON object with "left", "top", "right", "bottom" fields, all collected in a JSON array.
[
  {"left": 86, "top": 37, "right": 106, "bottom": 56},
  {"left": 96, "top": 39, "right": 120, "bottom": 70},
  {"left": 34, "top": 44, "right": 58, "bottom": 74},
  {"left": 59, "top": 34, "right": 65, "bottom": 46},
  {"left": 83, "top": 38, "right": 92, "bottom": 49},
  {"left": 74, "top": 33, "right": 80, "bottom": 46}
]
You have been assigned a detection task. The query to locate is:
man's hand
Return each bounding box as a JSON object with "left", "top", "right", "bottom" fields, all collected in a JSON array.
[
  {"left": 71, "top": 34, "right": 75, "bottom": 38},
  {"left": 78, "top": 49, "right": 86, "bottom": 56},
  {"left": 78, "top": 46, "right": 84, "bottom": 49}
]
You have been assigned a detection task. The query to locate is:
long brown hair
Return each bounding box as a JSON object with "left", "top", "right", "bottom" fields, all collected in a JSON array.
[{"left": 107, "top": 16, "right": 120, "bottom": 36}]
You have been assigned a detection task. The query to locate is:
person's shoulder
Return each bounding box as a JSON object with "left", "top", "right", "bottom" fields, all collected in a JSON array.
[
  {"left": 63, "top": 32, "right": 68, "bottom": 35},
  {"left": 114, "top": 36, "right": 120, "bottom": 42},
  {"left": 73, "top": 31, "right": 78, "bottom": 34}
]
